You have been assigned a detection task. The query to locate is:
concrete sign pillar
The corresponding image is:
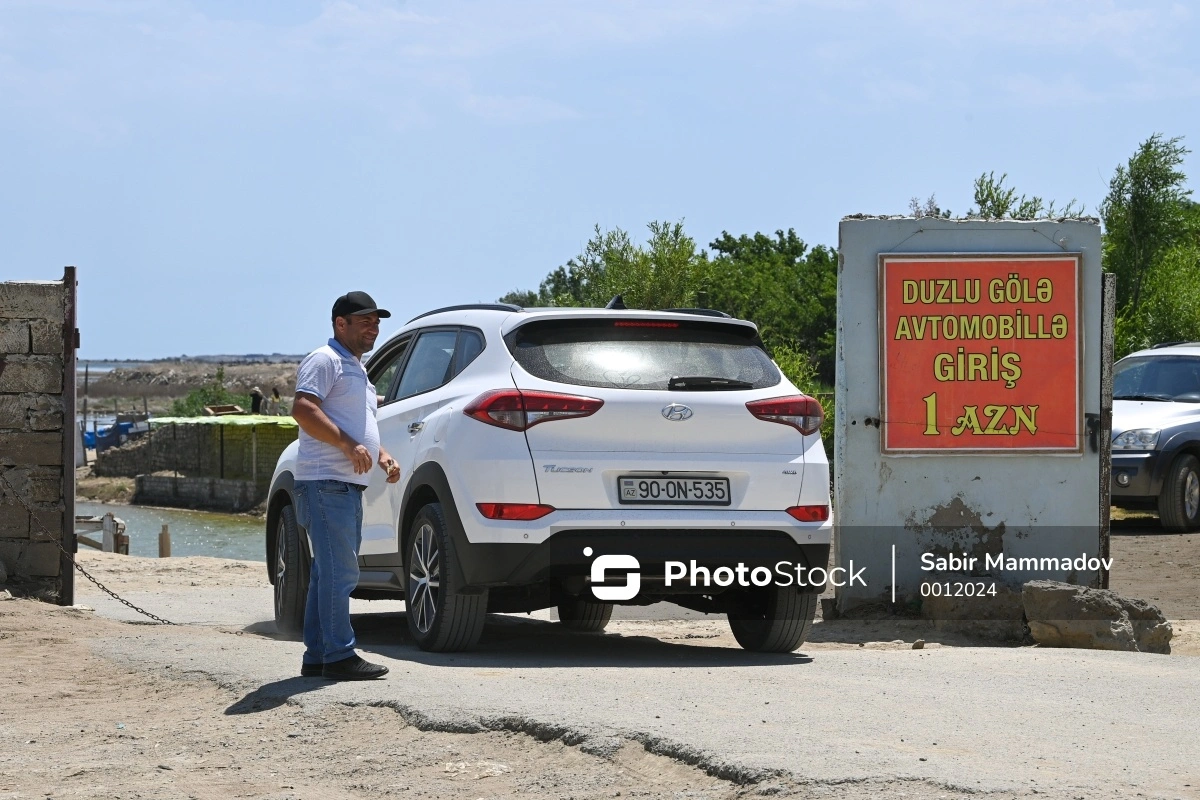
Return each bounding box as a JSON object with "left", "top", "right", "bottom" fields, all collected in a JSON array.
[{"left": 834, "top": 218, "right": 1103, "bottom": 612}]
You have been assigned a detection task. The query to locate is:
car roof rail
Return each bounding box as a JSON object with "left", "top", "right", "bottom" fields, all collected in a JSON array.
[
  {"left": 1150, "top": 341, "right": 1189, "bottom": 349},
  {"left": 661, "top": 308, "right": 733, "bottom": 318},
  {"left": 407, "top": 303, "right": 523, "bottom": 323}
]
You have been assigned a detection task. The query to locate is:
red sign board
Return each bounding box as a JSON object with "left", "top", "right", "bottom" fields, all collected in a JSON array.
[{"left": 879, "top": 253, "right": 1083, "bottom": 454}]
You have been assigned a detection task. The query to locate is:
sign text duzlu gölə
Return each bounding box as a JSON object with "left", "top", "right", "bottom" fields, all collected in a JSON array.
[{"left": 879, "top": 253, "right": 1083, "bottom": 455}]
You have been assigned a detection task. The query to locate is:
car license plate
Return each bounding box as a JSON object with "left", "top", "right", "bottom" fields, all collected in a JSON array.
[{"left": 618, "top": 476, "right": 731, "bottom": 506}]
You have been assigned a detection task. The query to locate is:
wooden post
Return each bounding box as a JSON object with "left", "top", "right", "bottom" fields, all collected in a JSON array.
[
  {"left": 115, "top": 531, "right": 129, "bottom": 556},
  {"left": 159, "top": 524, "right": 171, "bottom": 558},
  {"left": 102, "top": 513, "right": 115, "bottom": 553},
  {"left": 251, "top": 426, "right": 258, "bottom": 487}
]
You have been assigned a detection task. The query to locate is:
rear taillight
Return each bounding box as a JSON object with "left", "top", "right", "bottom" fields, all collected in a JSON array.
[
  {"left": 746, "top": 395, "right": 824, "bottom": 435},
  {"left": 787, "top": 505, "right": 830, "bottom": 522},
  {"left": 477, "top": 503, "right": 555, "bottom": 520},
  {"left": 464, "top": 389, "right": 604, "bottom": 431}
]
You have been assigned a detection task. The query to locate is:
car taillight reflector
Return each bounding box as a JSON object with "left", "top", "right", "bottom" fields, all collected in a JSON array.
[
  {"left": 746, "top": 395, "right": 824, "bottom": 435},
  {"left": 787, "top": 505, "right": 830, "bottom": 522},
  {"left": 613, "top": 320, "right": 679, "bottom": 328},
  {"left": 464, "top": 389, "right": 604, "bottom": 431},
  {"left": 477, "top": 503, "right": 555, "bottom": 521}
]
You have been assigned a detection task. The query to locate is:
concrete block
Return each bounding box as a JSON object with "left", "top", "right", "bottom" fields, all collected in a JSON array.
[
  {"left": 0, "top": 542, "right": 17, "bottom": 577},
  {"left": 0, "top": 356, "right": 64, "bottom": 393},
  {"left": 29, "top": 320, "right": 63, "bottom": 355},
  {"left": 0, "top": 503, "right": 29, "bottom": 538},
  {"left": 28, "top": 467, "right": 62, "bottom": 503},
  {"left": 29, "top": 508, "right": 63, "bottom": 537},
  {"left": 0, "top": 319, "right": 30, "bottom": 353},
  {"left": 0, "top": 432, "right": 63, "bottom": 465},
  {"left": 0, "top": 282, "right": 65, "bottom": 321},
  {"left": 0, "top": 395, "right": 26, "bottom": 429},
  {"left": 22, "top": 542, "right": 60, "bottom": 577},
  {"left": 27, "top": 395, "right": 64, "bottom": 431}
]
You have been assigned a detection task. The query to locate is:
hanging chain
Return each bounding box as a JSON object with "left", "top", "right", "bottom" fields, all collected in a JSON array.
[{"left": 0, "top": 470, "right": 175, "bottom": 625}]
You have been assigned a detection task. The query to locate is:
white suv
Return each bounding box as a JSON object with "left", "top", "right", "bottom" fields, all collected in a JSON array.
[{"left": 266, "top": 303, "right": 832, "bottom": 653}]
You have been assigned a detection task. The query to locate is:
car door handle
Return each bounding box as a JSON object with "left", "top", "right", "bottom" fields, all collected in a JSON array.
[{"left": 408, "top": 421, "right": 424, "bottom": 434}]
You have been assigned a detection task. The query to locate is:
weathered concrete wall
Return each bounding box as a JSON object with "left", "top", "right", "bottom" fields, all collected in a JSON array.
[
  {"left": 0, "top": 275, "right": 75, "bottom": 602},
  {"left": 133, "top": 475, "right": 259, "bottom": 513},
  {"left": 835, "top": 218, "right": 1103, "bottom": 610}
]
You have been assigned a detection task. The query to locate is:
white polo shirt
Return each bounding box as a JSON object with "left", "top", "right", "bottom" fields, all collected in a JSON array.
[{"left": 294, "top": 337, "right": 379, "bottom": 486}]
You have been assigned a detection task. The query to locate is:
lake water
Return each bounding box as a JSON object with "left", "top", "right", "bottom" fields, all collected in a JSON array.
[{"left": 76, "top": 501, "right": 265, "bottom": 563}]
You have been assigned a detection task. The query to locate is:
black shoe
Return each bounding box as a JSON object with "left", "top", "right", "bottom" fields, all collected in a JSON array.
[
  {"left": 321, "top": 654, "right": 389, "bottom": 681},
  {"left": 300, "top": 662, "right": 324, "bottom": 678}
]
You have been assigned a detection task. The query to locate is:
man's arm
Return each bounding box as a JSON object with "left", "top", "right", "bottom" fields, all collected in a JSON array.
[{"left": 292, "top": 392, "right": 372, "bottom": 474}]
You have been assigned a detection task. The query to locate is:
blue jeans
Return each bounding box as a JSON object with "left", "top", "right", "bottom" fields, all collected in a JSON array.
[{"left": 294, "top": 479, "right": 364, "bottom": 665}]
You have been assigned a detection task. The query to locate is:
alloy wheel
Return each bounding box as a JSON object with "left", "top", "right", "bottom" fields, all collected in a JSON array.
[
  {"left": 1186, "top": 469, "right": 1199, "bottom": 521},
  {"left": 408, "top": 522, "right": 441, "bottom": 633}
]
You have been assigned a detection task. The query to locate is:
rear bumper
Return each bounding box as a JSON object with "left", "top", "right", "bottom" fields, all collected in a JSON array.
[
  {"left": 451, "top": 528, "right": 831, "bottom": 593},
  {"left": 459, "top": 506, "right": 832, "bottom": 546}
]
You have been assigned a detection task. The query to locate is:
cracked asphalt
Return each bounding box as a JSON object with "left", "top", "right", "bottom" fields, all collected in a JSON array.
[{"left": 77, "top": 570, "right": 1200, "bottom": 800}]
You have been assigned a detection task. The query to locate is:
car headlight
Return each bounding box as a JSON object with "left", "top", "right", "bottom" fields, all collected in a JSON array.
[{"left": 1112, "top": 428, "right": 1160, "bottom": 450}]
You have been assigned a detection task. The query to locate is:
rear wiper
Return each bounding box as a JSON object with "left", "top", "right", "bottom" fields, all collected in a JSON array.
[
  {"left": 668, "top": 376, "right": 754, "bottom": 391},
  {"left": 1113, "top": 393, "right": 1171, "bottom": 401}
]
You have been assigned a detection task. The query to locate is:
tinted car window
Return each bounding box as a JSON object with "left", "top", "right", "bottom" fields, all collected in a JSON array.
[
  {"left": 1114, "top": 355, "right": 1200, "bottom": 402},
  {"left": 506, "top": 319, "right": 781, "bottom": 391},
  {"left": 395, "top": 330, "right": 459, "bottom": 399},
  {"left": 368, "top": 338, "right": 411, "bottom": 404},
  {"left": 453, "top": 329, "right": 485, "bottom": 377}
]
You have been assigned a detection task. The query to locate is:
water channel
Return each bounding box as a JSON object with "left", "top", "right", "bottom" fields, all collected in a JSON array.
[{"left": 76, "top": 501, "right": 265, "bottom": 562}]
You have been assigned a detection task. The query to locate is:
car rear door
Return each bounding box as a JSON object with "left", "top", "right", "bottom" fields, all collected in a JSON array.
[{"left": 505, "top": 316, "right": 817, "bottom": 511}]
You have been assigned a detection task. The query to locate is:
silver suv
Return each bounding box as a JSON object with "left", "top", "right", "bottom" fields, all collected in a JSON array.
[
  {"left": 1111, "top": 342, "right": 1200, "bottom": 530},
  {"left": 266, "top": 303, "right": 832, "bottom": 652}
]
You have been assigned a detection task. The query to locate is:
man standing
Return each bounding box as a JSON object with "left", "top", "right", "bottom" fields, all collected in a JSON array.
[{"left": 292, "top": 291, "right": 401, "bottom": 680}]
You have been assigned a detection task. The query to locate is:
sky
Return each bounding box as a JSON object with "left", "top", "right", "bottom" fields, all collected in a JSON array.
[{"left": 1, "top": 0, "right": 1197, "bottom": 360}]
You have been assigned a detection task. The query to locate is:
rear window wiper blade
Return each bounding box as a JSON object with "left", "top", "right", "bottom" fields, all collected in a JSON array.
[
  {"left": 1113, "top": 393, "right": 1171, "bottom": 401},
  {"left": 668, "top": 376, "right": 754, "bottom": 391}
]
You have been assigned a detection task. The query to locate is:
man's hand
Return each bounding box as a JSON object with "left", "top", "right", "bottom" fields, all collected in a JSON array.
[
  {"left": 378, "top": 448, "right": 401, "bottom": 483},
  {"left": 345, "top": 442, "right": 373, "bottom": 474}
]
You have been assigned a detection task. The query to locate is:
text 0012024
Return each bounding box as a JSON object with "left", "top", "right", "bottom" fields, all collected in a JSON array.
[{"left": 618, "top": 476, "right": 731, "bottom": 506}]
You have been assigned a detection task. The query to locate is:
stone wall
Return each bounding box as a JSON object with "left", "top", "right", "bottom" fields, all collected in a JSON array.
[
  {"left": 0, "top": 273, "right": 75, "bottom": 603},
  {"left": 133, "top": 475, "right": 260, "bottom": 513}
]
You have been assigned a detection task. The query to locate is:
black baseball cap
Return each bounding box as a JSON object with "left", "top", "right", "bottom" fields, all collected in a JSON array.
[{"left": 331, "top": 291, "right": 391, "bottom": 321}]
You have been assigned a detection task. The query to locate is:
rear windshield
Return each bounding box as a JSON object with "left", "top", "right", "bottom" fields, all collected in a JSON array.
[{"left": 506, "top": 318, "right": 782, "bottom": 391}]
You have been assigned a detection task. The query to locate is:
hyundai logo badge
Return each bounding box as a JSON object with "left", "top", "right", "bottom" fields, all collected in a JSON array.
[{"left": 662, "top": 403, "right": 694, "bottom": 421}]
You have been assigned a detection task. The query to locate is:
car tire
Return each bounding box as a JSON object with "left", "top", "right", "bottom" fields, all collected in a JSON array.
[
  {"left": 727, "top": 587, "right": 816, "bottom": 652},
  {"left": 273, "top": 502, "right": 309, "bottom": 638},
  {"left": 557, "top": 598, "right": 614, "bottom": 632},
  {"left": 405, "top": 502, "right": 488, "bottom": 652},
  {"left": 1158, "top": 453, "right": 1200, "bottom": 532}
]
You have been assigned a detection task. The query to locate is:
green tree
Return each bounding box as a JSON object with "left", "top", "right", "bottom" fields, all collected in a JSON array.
[
  {"left": 1101, "top": 135, "right": 1198, "bottom": 355},
  {"left": 499, "top": 221, "right": 710, "bottom": 310},
  {"left": 706, "top": 229, "right": 838, "bottom": 384},
  {"left": 968, "top": 171, "right": 1083, "bottom": 219}
]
